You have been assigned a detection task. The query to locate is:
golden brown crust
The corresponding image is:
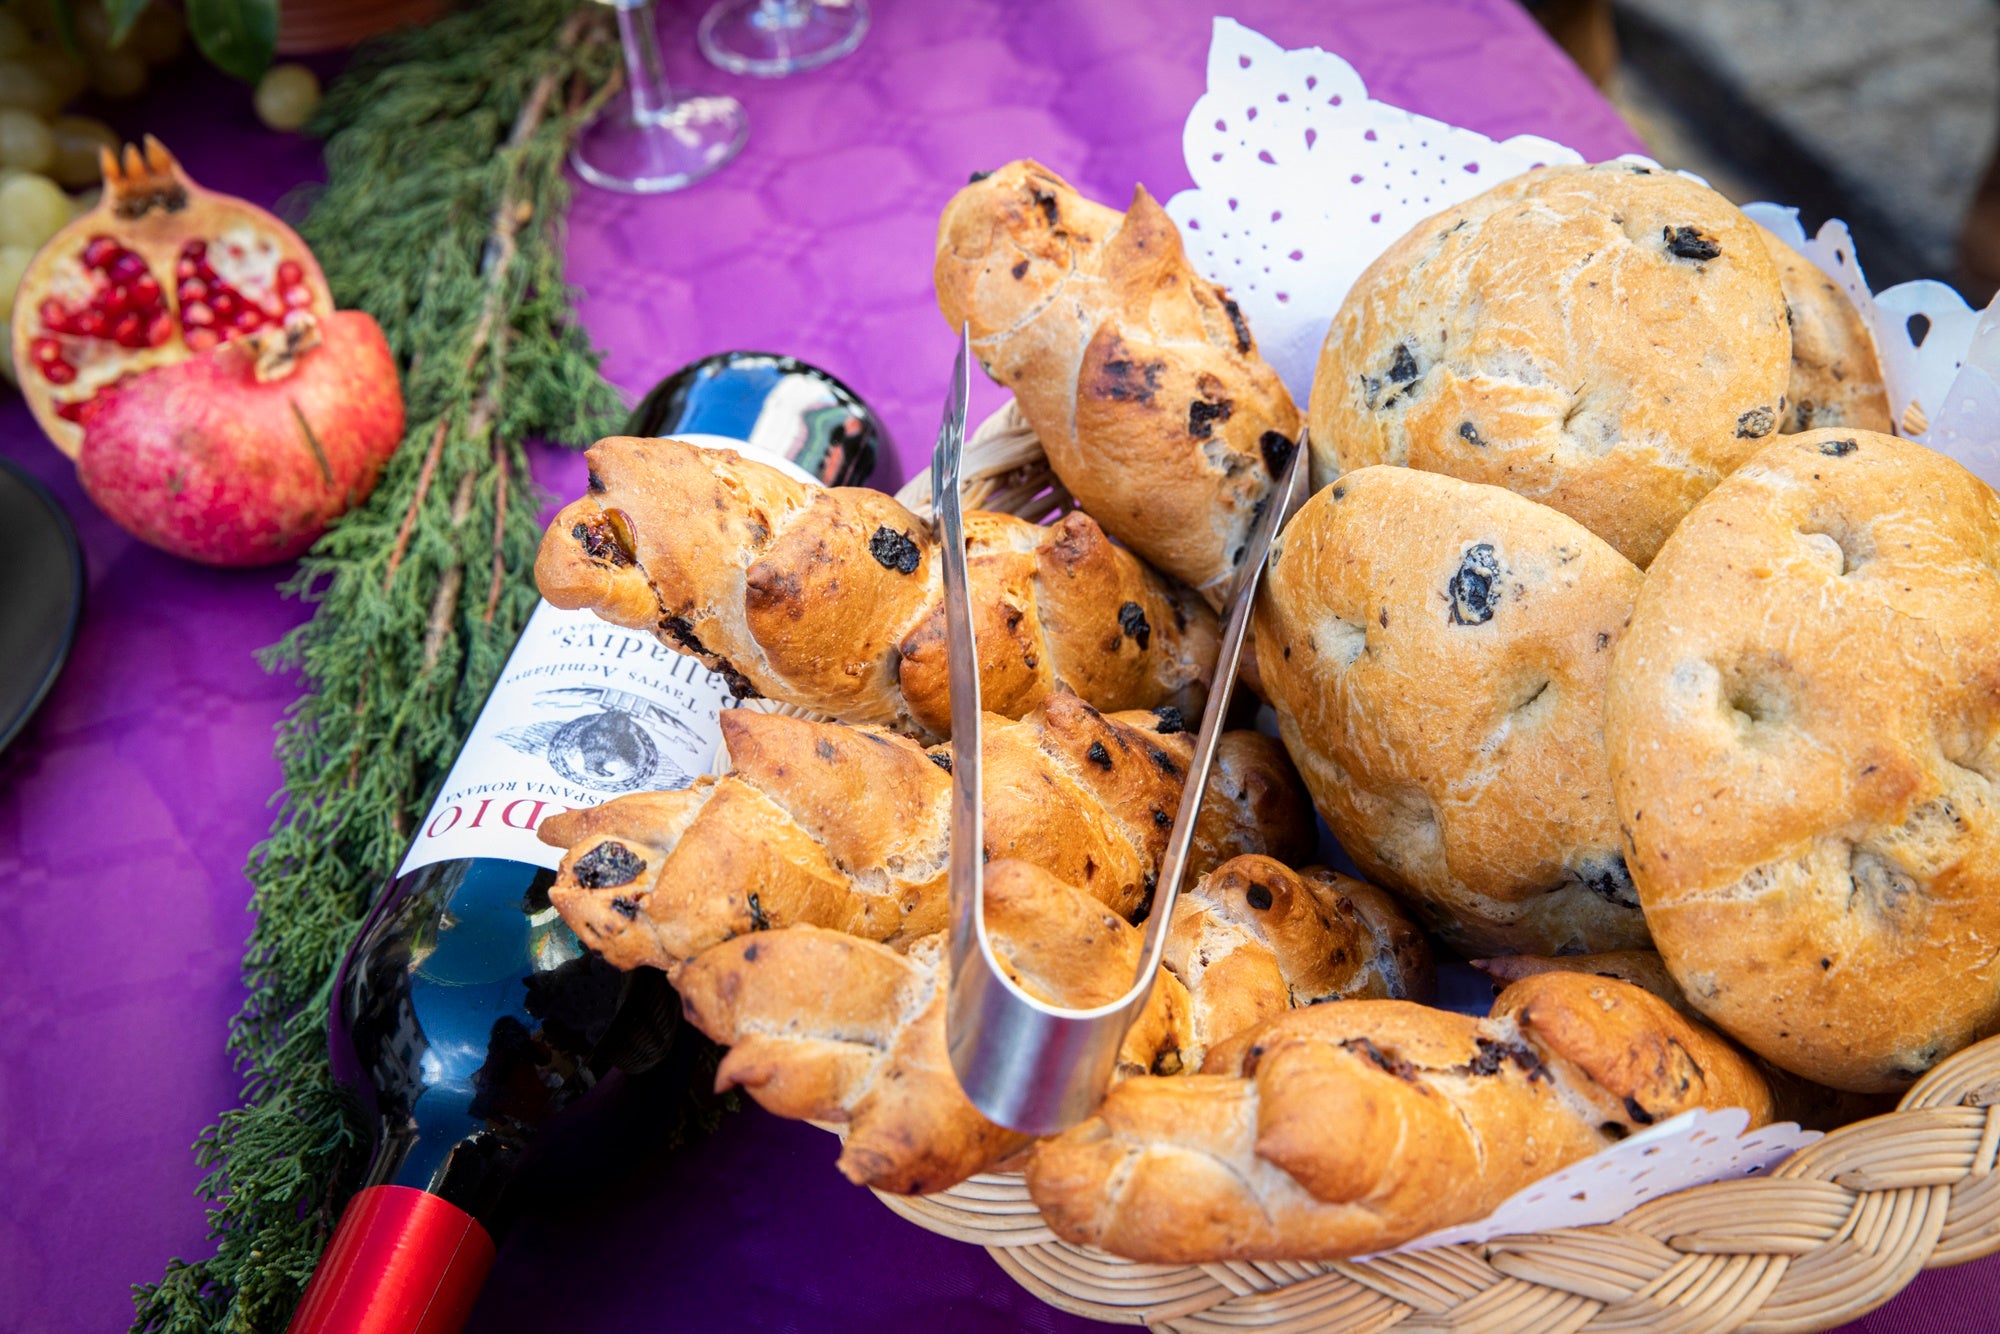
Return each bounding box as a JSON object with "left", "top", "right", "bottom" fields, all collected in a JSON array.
[
  {"left": 936, "top": 160, "right": 1304, "bottom": 603},
  {"left": 543, "top": 698, "right": 1310, "bottom": 971},
  {"left": 1607, "top": 429, "right": 2000, "bottom": 1092},
  {"left": 1309, "top": 162, "right": 1791, "bottom": 568},
  {"left": 678, "top": 930, "right": 1031, "bottom": 1194},
  {"left": 1254, "top": 464, "right": 1650, "bottom": 954},
  {"left": 535, "top": 435, "right": 1217, "bottom": 738},
  {"left": 1166, "top": 855, "right": 1434, "bottom": 1069},
  {"left": 1471, "top": 950, "right": 1691, "bottom": 1016},
  {"left": 676, "top": 863, "right": 1196, "bottom": 1194},
  {"left": 1191, "top": 732, "right": 1319, "bottom": 878},
  {"left": 1759, "top": 227, "right": 1893, "bottom": 435},
  {"left": 1026, "top": 975, "right": 1773, "bottom": 1261}
]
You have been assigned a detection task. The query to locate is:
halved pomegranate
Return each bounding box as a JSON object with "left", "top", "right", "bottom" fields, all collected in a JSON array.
[{"left": 11, "top": 135, "right": 336, "bottom": 458}]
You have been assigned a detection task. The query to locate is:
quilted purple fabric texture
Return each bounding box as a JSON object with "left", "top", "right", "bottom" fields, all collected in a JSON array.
[{"left": 0, "top": 2, "right": 1976, "bottom": 1331}]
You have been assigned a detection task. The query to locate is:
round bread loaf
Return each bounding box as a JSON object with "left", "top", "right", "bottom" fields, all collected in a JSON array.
[
  {"left": 1309, "top": 161, "right": 1792, "bottom": 568},
  {"left": 1607, "top": 429, "right": 2000, "bottom": 1092},
  {"left": 1758, "top": 227, "right": 1892, "bottom": 435},
  {"left": 1253, "top": 465, "right": 1649, "bottom": 955}
]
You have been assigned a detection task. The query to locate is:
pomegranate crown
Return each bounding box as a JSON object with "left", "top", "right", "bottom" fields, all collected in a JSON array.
[{"left": 97, "top": 136, "right": 191, "bottom": 220}]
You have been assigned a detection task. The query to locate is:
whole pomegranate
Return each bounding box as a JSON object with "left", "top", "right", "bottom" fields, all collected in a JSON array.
[{"left": 10, "top": 135, "right": 405, "bottom": 566}]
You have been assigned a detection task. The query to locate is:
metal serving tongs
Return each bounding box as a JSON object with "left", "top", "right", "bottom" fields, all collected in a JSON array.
[{"left": 932, "top": 323, "right": 1309, "bottom": 1135}]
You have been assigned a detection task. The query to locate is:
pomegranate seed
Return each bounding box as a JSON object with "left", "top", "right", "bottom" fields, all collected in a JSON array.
[
  {"left": 145, "top": 312, "right": 173, "bottom": 346},
  {"left": 42, "top": 359, "right": 77, "bottom": 385},
  {"left": 131, "top": 275, "right": 161, "bottom": 307},
  {"left": 102, "top": 285, "right": 132, "bottom": 317},
  {"left": 82, "top": 236, "right": 120, "bottom": 269},
  {"left": 232, "top": 306, "right": 264, "bottom": 331},
  {"left": 182, "top": 300, "right": 214, "bottom": 327},
  {"left": 176, "top": 258, "right": 197, "bottom": 281},
  {"left": 110, "top": 254, "right": 147, "bottom": 285},
  {"left": 185, "top": 328, "right": 219, "bottom": 353},
  {"left": 212, "top": 291, "right": 238, "bottom": 318},
  {"left": 76, "top": 310, "right": 107, "bottom": 338},
  {"left": 182, "top": 239, "right": 206, "bottom": 259},
  {"left": 30, "top": 337, "right": 63, "bottom": 365},
  {"left": 180, "top": 278, "right": 208, "bottom": 303},
  {"left": 277, "top": 260, "right": 302, "bottom": 287},
  {"left": 283, "top": 285, "right": 312, "bottom": 308},
  {"left": 113, "top": 313, "right": 146, "bottom": 348},
  {"left": 38, "top": 298, "right": 67, "bottom": 328},
  {"left": 55, "top": 398, "right": 90, "bottom": 422}
]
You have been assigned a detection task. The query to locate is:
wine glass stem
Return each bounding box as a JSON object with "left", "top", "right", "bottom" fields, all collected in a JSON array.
[{"left": 613, "top": 0, "right": 675, "bottom": 124}]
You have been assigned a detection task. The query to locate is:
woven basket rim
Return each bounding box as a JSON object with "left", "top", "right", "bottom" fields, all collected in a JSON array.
[{"left": 839, "top": 400, "right": 2000, "bottom": 1330}]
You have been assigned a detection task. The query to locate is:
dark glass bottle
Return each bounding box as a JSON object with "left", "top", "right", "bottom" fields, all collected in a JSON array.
[
  {"left": 289, "top": 354, "right": 879, "bottom": 1334},
  {"left": 624, "top": 350, "right": 887, "bottom": 486}
]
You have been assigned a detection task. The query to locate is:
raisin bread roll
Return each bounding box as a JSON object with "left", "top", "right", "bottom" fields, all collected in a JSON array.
[
  {"left": 537, "top": 435, "right": 1217, "bottom": 739},
  {"left": 936, "top": 160, "right": 1304, "bottom": 604},
  {"left": 542, "top": 695, "right": 1313, "bottom": 973},
  {"left": 1025, "top": 972, "right": 1772, "bottom": 1262},
  {"left": 1759, "top": 227, "right": 1892, "bottom": 434},
  {"left": 1310, "top": 161, "right": 1791, "bottom": 568},
  {"left": 1608, "top": 429, "right": 2000, "bottom": 1092},
  {"left": 1470, "top": 950, "right": 1895, "bottom": 1129},
  {"left": 1166, "top": 856, "right": 1433, "bottom": 1069},
  {"left": 676, "top": 861, "right": 1193, "bottom": 1194},
  {"left": 1254, "top": 465, "right": 1649, "bottom": 955}
]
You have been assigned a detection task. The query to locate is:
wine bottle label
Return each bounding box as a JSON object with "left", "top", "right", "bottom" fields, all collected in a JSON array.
[{"left": 398, "top": 602, "right": 743, "bottom": 878}]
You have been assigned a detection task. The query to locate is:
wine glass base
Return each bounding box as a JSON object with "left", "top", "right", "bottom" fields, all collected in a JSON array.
[
  {"left": 698, "top": 0, "right": 869, "bottom": 78},
  {"left": 571, "top": 94, "right": 749, "bottom": 195}
]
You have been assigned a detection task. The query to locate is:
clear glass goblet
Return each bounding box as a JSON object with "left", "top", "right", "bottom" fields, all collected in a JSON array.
[
  {"left": 573, "top": 0, "right": 749, "bottom": 195},
  {"left": 698, "top": 0, "right": 870, "bottom": 78}
]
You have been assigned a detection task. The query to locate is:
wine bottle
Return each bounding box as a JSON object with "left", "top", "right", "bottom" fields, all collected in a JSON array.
[
  {"left": 290, "top": 355, "right": 876, "bottom": 1334},
  {"left": 624, "top": 350, "right": 888, "bottom": 486}
]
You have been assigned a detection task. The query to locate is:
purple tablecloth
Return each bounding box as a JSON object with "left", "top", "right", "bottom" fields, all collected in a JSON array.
[{"left": 0, "top": 2, "right": 1989, "bottom": 1330}]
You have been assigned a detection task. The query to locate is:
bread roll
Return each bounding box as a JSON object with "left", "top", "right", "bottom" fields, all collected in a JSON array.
[
  {"left": 676, "top": 862, "right": 1192, "bottom": 1195},
  {"left": 1255, "top": 464, "right": 1649, "bottom": 955},
  {"left": 936, "top": 160, "right": 1304, "bottom": 604},
  {"left": 1608, "top": 429, "right": 2000, "bottom": 1092},
  {"left": 1310, "top": 161, "right": 1791, "bottom": 567},
  {"left": 1167, "top": 856, "right": 1433, "bottom": 1068},
  {"left": 1026, "top": 972, "right": 1772, "bottom": 1261},
  {"left": 1758, "top": 227, "right": 1892, "bottom": 434},
  {"left": 537, "top": 435, "right": 1217, "bottom": 739},
  {"left": 541, "top": 695, "right": 1314, "bottom": 973}
]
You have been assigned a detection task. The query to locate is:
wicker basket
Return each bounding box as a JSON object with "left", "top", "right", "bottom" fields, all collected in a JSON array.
[{"left": 852, "top": 402, "right": 2000, "bottom": 1330}]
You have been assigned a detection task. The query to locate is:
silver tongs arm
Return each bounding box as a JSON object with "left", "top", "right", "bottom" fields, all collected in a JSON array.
[{"left": 933, "top": 322, "right": 1308, "bottom": 1135}]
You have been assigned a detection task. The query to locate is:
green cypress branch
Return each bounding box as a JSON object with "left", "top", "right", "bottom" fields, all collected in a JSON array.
[{"left": 131, "top": 4, "right": 633, "bottom": 1328}]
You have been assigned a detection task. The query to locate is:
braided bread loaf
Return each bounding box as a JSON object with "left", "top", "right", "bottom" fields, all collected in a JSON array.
[
  {"left": 540, "top": 694, "right": 1315, "bottom": 975},
  {"left": 1168, "top": 856, "right": 1433, "bottom": 1069},
  {"left": 936, "top": 161, "right": 1304, "bottom": 604},
  {"left": 1026, "top": 971, "right": 1774, "bottom": 1261},
  {"left": 676, "top": 861, "right": 1194, "bottom": 1194},
  {"left": 536, "top": 435, "right": 1218, "bottom": 739}
]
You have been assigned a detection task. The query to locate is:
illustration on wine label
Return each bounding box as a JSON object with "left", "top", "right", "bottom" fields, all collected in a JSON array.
[{"left": 399, "top": 601, "right": 741, "bottom": 878}]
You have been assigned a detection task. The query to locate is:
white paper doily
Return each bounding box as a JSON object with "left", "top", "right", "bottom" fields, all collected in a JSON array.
[{"left": 1171, "top": 17, "right": 2000, "bottom": 489}]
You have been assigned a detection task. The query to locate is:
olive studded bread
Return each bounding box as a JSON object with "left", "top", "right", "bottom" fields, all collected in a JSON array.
[
  {"left": 1166, "top": 856, "right": 1435, "bottom": 1070},
  {"left": 1607, "top": 429, "right": 2000, "bottom": 1092},
  {"left": 936, "top": 160, "right": 1304, "bottom": 605},
  {"left": 676, "top": 861, "right": 1193, "bottom": 1195},
  {"left": 1310, "top": 161, "right": 1792, "bottom": 568},
  {"left": 1254, "top": 465, "right": 1649, "bottom": 955},
  {"left": 1025, "top": 971, "right": 1773, "bottom": 1262},
  {"left": 537, "top": 435, "right": 1217, "bottom": 739},
  {"left": 1758, "top": 226, "right": 1892, "bottom": 435},
  {"left": 541, "top": 695, "right": 1315, "bottom": 974}
]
